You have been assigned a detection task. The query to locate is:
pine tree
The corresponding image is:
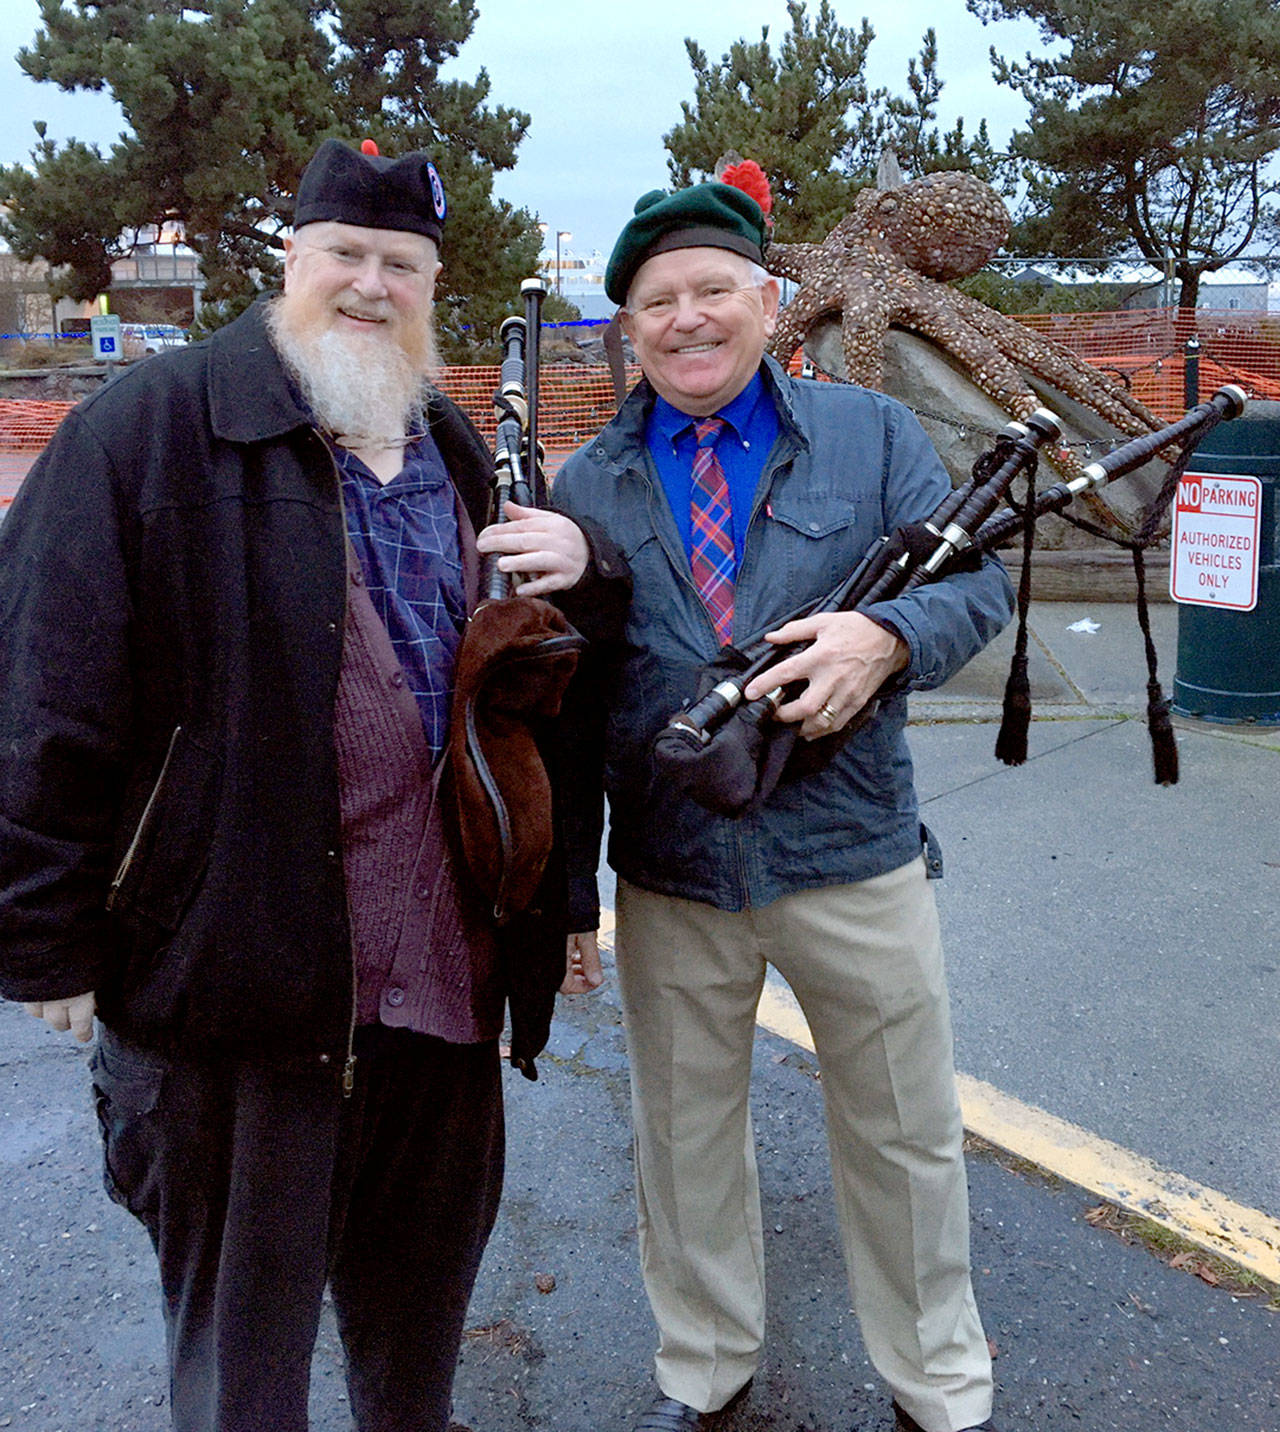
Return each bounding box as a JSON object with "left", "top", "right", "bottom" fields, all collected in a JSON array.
[
  {"left": 663, "top": 1, "right": 1000, "bottom": 243},
  {"left": 970, "top": 0, "right": 1280, "bottom": 305},
  {"left": 1, "top": 0, "right": 541, "bottom": 357}
]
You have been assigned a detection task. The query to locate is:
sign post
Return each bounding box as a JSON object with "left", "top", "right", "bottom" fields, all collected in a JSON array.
[{"left": 1169, "top": 470, "right": 1263, "bottom": 612}]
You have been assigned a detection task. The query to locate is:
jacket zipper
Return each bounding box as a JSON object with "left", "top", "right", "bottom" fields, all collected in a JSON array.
[
  {"left": 106, "top": 725, "right": 182, "bottom": 911},
  {"left": 313, "top": 431, "right": 361, "bottom": 1097}
]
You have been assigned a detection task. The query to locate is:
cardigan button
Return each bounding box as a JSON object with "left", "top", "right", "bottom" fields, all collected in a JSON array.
[{"left": 384, "top": 987, "right": 406, "bottom": 1008}]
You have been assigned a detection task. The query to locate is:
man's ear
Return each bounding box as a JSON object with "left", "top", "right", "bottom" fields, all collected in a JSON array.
[
  {"left": 760, "top": 277, "right": 781, "bottom": 338},
  {"left": 282, "top": 236, "right": 298, "bottom": 291}
]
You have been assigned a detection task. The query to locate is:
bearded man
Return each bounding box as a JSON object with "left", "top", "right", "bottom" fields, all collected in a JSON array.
[{"left": 0, "top": 139, "right": 625, "bottom": 1432}]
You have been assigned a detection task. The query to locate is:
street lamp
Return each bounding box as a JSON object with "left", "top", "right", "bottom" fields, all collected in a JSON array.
[
  {"left": 555, "top": 232, "right": 572, "bottom": 296},
  {"left": 539, "top": 224, "right": 572, "bottom": 296}
]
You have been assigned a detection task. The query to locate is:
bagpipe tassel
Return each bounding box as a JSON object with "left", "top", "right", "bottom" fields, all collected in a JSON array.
[
  {"left": 994, "top": 648, "right": 1032, "bottom": 765},
  {"left": 1132, "top": 547, "right": 1179, "bottom": 786},
  {"left": 995, "top": 459, "right": 1038, "bottom": 766},
  {"left": 1146, "top": 677, "right": 1180, "bottom": 787}
]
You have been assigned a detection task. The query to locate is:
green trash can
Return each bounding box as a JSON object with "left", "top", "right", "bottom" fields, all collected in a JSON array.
[{"left": 1171, "top": 400, "right": 1280, "bottom": 724}]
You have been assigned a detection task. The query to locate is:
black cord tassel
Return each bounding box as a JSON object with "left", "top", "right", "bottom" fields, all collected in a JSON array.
[
  {"left": 994, "top": 650, "right": 1032, "bottom": 765},
  {"left": 1132, "top": 548, "right": 1179, "bottom": 786},
  {"left": 1146, "top": 677, "right": 1180, "bottom": 786},
  {"left": 995, "top": 459, "right": 1038, "bottom": 766}
]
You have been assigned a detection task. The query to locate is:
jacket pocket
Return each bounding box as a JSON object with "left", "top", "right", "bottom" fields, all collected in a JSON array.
[
  {"left": 89, "top": 1028, "right": 167, "bottom": 1230},
  {"left": 754, "top": 493, "right": 875, "bottom": 616},
  {"left": 108, "top": 727, "right": 222, "bottom": 932}
]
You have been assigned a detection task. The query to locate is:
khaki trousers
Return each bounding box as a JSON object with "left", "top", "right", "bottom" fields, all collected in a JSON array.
[{"left": 615, "top": 858, "right": 993, "bottom": 1432}]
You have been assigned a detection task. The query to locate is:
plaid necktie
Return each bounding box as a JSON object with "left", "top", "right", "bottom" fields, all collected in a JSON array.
[{"left": 689, "top": 416, "right": 735, "bottom": 645}]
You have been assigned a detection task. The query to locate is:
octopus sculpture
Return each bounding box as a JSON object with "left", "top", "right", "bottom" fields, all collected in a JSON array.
[{"left": 763, "top": 167, "right": 1164, "bottom": 486}]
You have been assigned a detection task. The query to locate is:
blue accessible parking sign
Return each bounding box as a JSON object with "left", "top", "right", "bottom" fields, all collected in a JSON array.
[{"left": 90, "top": 314, "right": 123, "bottom": 362}]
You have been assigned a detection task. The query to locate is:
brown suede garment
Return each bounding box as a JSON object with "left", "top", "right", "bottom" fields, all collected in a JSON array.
[{"left": 447, "top": 595, "right": 584, "bottom": 922}]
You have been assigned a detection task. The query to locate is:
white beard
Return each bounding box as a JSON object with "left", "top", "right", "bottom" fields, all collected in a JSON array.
[{"left": 265, "top": 295, "right": 435, "bottom": 444}]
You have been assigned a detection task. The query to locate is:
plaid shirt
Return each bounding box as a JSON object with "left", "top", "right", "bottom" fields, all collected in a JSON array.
[{"left": 332, "top": 431, "right": 467, "bottom": 758}]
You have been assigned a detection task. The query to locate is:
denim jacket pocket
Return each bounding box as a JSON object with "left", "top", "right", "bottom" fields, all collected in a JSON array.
[{"left": 748, "top": 492, "right": 876, "bottom": 624}]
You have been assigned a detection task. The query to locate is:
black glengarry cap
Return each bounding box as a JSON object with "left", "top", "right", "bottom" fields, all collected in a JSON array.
[{"left": 294, "top": 138, "right": 447, "bottom": 247}]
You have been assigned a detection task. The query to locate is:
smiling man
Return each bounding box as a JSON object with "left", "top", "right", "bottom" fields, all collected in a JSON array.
[
  {"left": 0, "top": 138, "right": 625, "bottom": 1432},
  {"left": 552, "top": 179, "right": 1014, "bottom": 1432}
]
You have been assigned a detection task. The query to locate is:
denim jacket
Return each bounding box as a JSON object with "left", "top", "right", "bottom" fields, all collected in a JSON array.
[{"left": 552, "top": 357, "right": 1014, "bottom": 916}]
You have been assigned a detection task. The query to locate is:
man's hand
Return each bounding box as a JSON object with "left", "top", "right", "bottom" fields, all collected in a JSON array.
[
  {"left": 23, "top": 991, "right": 96, "bottom": 1043},
  {"left": 475, "top": 503, "right": 590, "bottom": 596},
  {"left": 561, "top": 932, "right": 604, "bottom": 994},
  {"left": 744, "top": 610, "right": 908, "bottom": 740}
]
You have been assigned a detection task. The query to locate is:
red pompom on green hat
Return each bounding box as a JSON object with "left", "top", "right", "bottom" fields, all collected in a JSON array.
[{"left": 605, "top": 171, "right": 770, "bottom": 306}]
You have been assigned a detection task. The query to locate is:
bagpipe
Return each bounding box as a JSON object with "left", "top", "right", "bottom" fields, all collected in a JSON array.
[
  {"left": 652, "top": 384, "right": 1248, "bottom": 817},
  {"left": 447, "top": 278, "right": 586, "bottom": 922}
]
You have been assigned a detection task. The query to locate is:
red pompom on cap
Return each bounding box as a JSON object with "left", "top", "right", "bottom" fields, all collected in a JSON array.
[
  {"left": 360, "top": 139, "right": 380, "bottom": 156},
  {"left": 719, "top": 159, "right": 772, "bottom": 217}
]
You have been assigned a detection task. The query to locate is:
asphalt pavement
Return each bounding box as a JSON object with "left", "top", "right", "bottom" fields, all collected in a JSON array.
[{"left": 1, "top": 599, "right": 1278, "bottom": 1431}]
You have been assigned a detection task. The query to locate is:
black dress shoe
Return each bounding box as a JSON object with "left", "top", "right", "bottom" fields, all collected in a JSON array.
[
  {"left": 893, "top": 1402, "right": 997, "bottom": 1432},
  {"left": 632, "top": 1395, "right": 702, "bottom": 1431}
]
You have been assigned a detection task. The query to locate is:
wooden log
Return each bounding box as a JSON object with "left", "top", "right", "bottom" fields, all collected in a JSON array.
[{"left": 996, "top": 547, "right": 1172, "bottom": 603}]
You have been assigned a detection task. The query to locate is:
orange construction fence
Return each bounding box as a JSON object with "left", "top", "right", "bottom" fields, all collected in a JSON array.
[
  {"left": 1012, "top": 308, "right": 1280, "bottom": 421},
  {"left": 434, "top": 363, "right": 642, "bottom": 476},
  {"left": 4, "top": 309, "right": 1279, "bottom": 472},
  {"left": 0, "top": 398, "right": 77, "bottom": 451}
]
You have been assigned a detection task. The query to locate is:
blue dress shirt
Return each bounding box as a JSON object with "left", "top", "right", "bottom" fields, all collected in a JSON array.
[{"left": 645, "top": 372, "right": 781, "bottom": 571}]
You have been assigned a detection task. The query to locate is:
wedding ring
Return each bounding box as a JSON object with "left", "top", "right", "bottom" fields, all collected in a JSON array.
[{"left": 816, "top": 702, "right": 839, "bottom": 726}]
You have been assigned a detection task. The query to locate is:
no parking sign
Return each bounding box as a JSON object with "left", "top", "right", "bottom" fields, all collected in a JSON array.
[{"left": 1170, "top": 471, "right": 1263, "bottom": 611}]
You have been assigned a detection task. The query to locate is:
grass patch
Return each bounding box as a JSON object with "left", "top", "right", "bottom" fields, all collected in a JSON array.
[
  {"left": 966, "top": 1132, "right": 1278, "bottom": 1309},
  {"left": 1082, "top": 1201, "right": 1280, "bottom": 1310}
]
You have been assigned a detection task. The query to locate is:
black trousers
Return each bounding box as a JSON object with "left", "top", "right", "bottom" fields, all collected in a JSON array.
[{"left": 90, "top": 1022, "right": 504, "bottom": 1432}]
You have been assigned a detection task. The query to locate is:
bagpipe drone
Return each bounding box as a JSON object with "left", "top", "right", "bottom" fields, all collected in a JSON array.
[{"left": 652, "top": 384, "right": 1249, "bottom": 818}]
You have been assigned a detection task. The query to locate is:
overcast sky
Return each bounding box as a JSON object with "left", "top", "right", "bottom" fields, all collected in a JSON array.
[{"left": 1, "top": 0, "right": 1045, "bottom": 259}]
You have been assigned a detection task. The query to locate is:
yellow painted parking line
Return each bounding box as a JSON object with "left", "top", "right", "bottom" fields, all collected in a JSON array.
[
  {"left": 597, "top": 921, "right": 1280, "bottom": 1283},
  {"left": 754, "top": 981, "right": 1280, "bottom": 1286}
]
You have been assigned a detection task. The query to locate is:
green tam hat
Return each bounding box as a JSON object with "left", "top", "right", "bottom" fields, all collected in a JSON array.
[{"left": 605, "top": 182, "right": 767, "bottom": 305}]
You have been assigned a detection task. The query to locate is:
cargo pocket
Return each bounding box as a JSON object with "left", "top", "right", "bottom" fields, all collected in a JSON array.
[{"left": 89, "top": 1028, "right": 167, "bottom": 1233}]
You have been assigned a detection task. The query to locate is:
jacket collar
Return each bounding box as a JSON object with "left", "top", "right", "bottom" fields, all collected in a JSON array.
[
  {"left": 590, "top": 353, "right": 808, "bottom": 476},
  {"left": 207, "top": 300, "right": 313, "bottom": 445},
  {"left": 203, "top": 299, "right": 491, "bottom": 532}
]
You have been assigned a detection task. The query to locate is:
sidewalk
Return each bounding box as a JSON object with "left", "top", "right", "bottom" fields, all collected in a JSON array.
[{"left": 909, "top": 599, "right": 1278, "bottom": 1224}]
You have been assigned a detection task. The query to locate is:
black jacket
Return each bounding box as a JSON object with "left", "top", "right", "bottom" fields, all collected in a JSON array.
[{"left": 0, "top": 302, "right": 621, "bottom": 1074}]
